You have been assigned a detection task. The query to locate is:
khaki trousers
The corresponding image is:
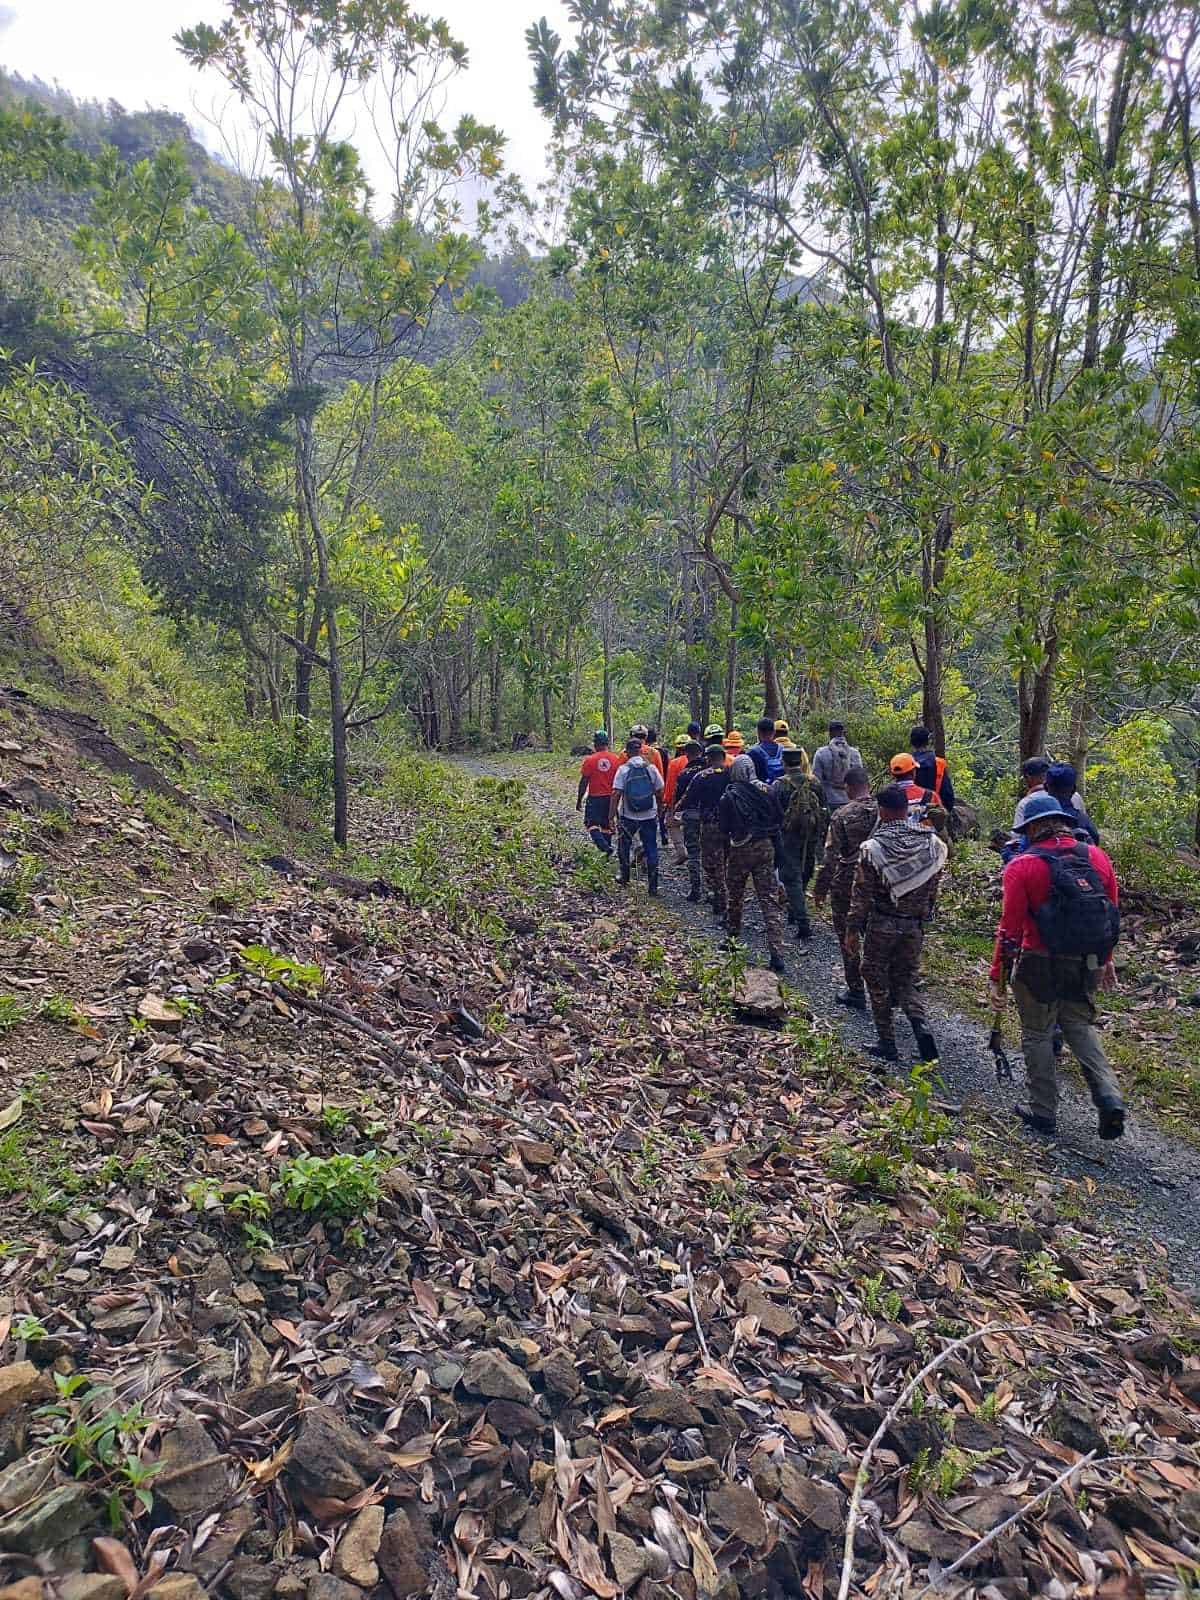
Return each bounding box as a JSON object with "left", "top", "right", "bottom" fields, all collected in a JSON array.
[{"left": 1013, "top": 960, "right": 1122, "bottom": 1123}]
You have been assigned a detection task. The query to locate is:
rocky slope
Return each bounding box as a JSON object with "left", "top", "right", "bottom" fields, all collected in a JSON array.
[{"left": 0, "top": 694, "right": 1198, "bottom": 1600}]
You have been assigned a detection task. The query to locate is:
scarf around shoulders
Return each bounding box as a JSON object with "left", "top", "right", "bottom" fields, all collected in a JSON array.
[{"left": 861, "top": 818, "right": 948, "bottom": 903}]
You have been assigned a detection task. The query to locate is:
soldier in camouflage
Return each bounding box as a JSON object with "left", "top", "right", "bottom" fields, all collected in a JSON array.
[
  {"left": 676, "top": 744, "right": 730, "bottom": 919},
  {"left": 718, "top": 754, "right": 787, "bottom": 973},
  {"left": 771, "top": 747, "right": 829, "bottom": 943},
  {"left": 813, "top": 768, "right": 876, "bottom": 1007},
  {"left": 847, "top": 785, "right": 947, "bottom": 1062}
]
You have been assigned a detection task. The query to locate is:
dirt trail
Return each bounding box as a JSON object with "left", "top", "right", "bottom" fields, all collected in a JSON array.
[{"left": 460, "top": 754, "right": 1200, "bottom": 1293}]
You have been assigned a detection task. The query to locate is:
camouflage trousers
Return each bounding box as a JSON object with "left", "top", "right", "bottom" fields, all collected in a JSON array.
[
  {"left": 861, "top": 912, "right": 927, "bottom": 1044},
  {"left": 831, "top": 896, "right": 862, "bottom": 993},
  {"left": 700, "top": 820, "right": 727, "bottom": 909},
  {"left": 726, "top": 837, "right": 785, "bottom": 956},
  {"left": 682, "top": 816, "right": 704, "bottom": 896}
]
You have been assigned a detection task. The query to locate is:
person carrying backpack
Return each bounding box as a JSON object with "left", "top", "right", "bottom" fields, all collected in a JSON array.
[
  {"left": 909, "top": 726, "right": 956, "bottom": 818},
  {"left": 747, "top": 717, "right": 787, "bottom": 784},
  {"left": 847, "top": 785, "right": 946, "bottom": 1062},
  {"left": 609, "top": 737, "right": 665, "bottom": 895},
  {"left": 813, "top": 767, "right": 876, "bottom": 1007},
  {"left": 812, "top": 720, "right": 863, "bottom": 810},
  {"left": 718, "top": 754, "right": 787, "bottom": 972},
  {"left": 988, "top": 792, "right": 1125, "bottom": 1140},
  {"left": 888, "top": 754, "right": 950, "bottom": 841},
  {"left": 771, "top": 747, "right": 827, "bottom": 943},
  {"left": 678, "top": 743, "right": 731, "bottom": 912}
]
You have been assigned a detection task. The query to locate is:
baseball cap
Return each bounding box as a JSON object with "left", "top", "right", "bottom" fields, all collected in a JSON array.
[{"left": 889, "top": 753, "right": 918, "bottom": 776}]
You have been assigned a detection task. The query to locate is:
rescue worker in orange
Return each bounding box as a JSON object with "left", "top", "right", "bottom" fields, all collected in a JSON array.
[{"left": 888, "top": 754, "right": 950, "bottom": 843}]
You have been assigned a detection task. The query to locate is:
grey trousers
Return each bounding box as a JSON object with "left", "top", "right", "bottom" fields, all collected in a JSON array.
[{"left": 1013, "top": 967, "right": 1122, "bottom": 1123}]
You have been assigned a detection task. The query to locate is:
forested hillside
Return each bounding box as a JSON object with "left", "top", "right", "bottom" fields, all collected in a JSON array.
[{"left": 0, "top": 0, "right": 1195, "bottom": 855}]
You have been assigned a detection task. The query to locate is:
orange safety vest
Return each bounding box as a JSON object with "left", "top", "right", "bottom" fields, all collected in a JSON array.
[{"left": 902, "top": 781, "right": 937, "bottom": 826}]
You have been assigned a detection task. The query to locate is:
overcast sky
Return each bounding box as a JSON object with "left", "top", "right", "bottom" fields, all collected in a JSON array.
[{"left": 0, "top": 0, "right": 572, "bottom": 199}]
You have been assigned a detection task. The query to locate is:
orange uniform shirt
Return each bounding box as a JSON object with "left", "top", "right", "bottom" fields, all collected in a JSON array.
[
  {"left": 664, "top": 753, "right": 689, "bottom": 806},
  {"left": 617, "top": 746, "right": 665, "bottom": 778},
  {"left": 579, "top": 750, "right": 618, "bottom": 798}
]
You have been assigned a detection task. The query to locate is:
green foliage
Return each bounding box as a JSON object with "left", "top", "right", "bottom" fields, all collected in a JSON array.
[
  {"left": 274, "top": 1152, "right": 385, "bottom": 1219},
  {"left": 37, "top": 1373, "right": 159, "bottom": 1526},
  {"left": 1022, "top": 1251, "right": 1070, "bottom": 1302},
  {"left": 859, "top": 1274, "right": 903, "bottom": 1321},
  {"left": 0, "top": 994, "right": 28, "bottom": 1032},
  {"left": 1088, "top": 717, "right": 1189, "bottom": 846},
  {"left": 39, "top": 994, "right": 84, "bottom": 1027},
  {"left": 908, "top": 1444, "right": 997, "bottom": 1498},
  {"left": 234, "top": 945, "right": 323, "bottom": 993}
]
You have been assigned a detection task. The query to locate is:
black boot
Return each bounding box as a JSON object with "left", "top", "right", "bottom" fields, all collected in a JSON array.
[
  {"left": 1015, "top": 1104, "right": 1057, "bottom": 1137},
  {"left": 913, "top": 1027, "right": 939, "bottom": 1062},
  {"left": 648, "top": 867, "right": 659, "bottom": 898},
  {"left": 866, "top": 1040, "right": 898, "bottom": 1062},
  {"left": 836, "top": 987, "right": 867, "bottom": 1009},
  {"left": 686, "top": 887, "right": 702, "bottom": 902},
  {"left": 769, "top": 951, "right": 786, "bottom": 974},
  {"left": 618, "top": 870, "right": 630, "bottom": 887},
  {"left": 1097, "top": 1099, "right": 1125, "bottom": 1140}
]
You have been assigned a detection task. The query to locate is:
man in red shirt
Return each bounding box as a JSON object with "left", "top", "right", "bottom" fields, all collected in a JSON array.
[
  {"left": 576, "top": 731, "right": 617, "bottom": 855},
  {"left": 989, "top": 793, "right": 1125, "bottom": 1139}
]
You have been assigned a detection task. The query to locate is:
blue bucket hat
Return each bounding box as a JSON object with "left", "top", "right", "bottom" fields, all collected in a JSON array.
[{"left": 1013, "top": 792, "right": 1075, "bottom": 831}]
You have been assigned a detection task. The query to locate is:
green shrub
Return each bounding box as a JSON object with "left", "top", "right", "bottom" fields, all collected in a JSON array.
[{"left": 275, "top": 1152, "right": 385, "bottom": 1218}]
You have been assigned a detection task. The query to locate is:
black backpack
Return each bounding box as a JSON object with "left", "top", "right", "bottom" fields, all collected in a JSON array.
[{"left": 1030, "top": 843, "right": 1119, "bottom": 962}]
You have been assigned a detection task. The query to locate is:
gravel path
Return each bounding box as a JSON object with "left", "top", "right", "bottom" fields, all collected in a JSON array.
[{"left": 458, "top": 754, "right": 1200, "bottom": 1293}]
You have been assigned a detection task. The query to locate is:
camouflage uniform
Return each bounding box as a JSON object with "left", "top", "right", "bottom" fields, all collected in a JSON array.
[
  {"left": 814, "top": 798, "right": 878, "bottom": 994},
  {"left": 771, "top": 773, "right": 828, "bottom": 936},
  {"left": 682, "top": 816, "right": 704, "bottom": 897},
  {"left": 726, "top": 837, "right": 785, "bottom": 956},
  {"left": 700, "top": 820, "right": 728, "bottom": 912},
  {"left": 848, "top": 831, "right": 942, "bottom": 1046}
]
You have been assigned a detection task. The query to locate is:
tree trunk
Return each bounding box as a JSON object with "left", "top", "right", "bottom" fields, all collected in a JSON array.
[
  {"left": 656, "top": 602, "right": 675, "bottom": 732},
  {"left": 724, "top": 611, "right": 738, "bottom": 732},
  {"left": 920, "top": 508, "right": 953, "bottom": 756},
  {"left": 601, "top": 610, "right": 613, "bottom": 738},
  {"left": 489, "top": 642, "right": 502, "bottom": 738},
  {"left": 921, "top": 611, "right": 946, "bottom": 758},
  {"left": 296, "top": 424, "right": 349, "bottom": 848},
  {"left": 447, "top": 666, "right": 463, "bottom": 751},
  {"left": 762, "top": 648, "right": 782, "bottom": 722},
  {"left": 1018, "top": 655, "right": 1057, "bottom": 764},
  {"left": 1067, "top": 695, "right": 1090, "bottom": 793},
  {"left": 541, "top": 688, "right": 553, "bottom": 748}
]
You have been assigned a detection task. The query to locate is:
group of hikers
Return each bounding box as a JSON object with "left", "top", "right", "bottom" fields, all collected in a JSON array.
[{"left": 577, "top": 718, "right": 1126, "bottom": 1144}]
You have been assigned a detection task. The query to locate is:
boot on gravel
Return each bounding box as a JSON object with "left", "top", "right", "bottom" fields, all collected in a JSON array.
[
  {"left": 686, "top": 888, "right": 702, "bottom": 902},
  {"left": 769, "top": 951, "right": 787, "bottom": 974},
  {"left": 866, "top": 1040, "right": 898, "bottom": 1062},
  {"left": 1097, "top": 1099, "right": 1125, "bottom": 1140},
  {"left": 913, "top": 1027, "right": 939, "bottom": 1062},
  {"left": 836, "top": 987, "right": 867, "bottom": 1009},
  {"left": 1015, "top": 1104, "right": 1056, "bottom": 1137},
  {"left": 647, "top": 867, "right": 659, "bottom": 898}
]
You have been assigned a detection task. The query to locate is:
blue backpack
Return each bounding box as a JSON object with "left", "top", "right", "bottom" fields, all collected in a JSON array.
[
  {"left": 622, "top": 761, "right": 656, "bottom": 810},
  {"left": 753, "top": 742, "right": 786, "bottom": 783}
]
